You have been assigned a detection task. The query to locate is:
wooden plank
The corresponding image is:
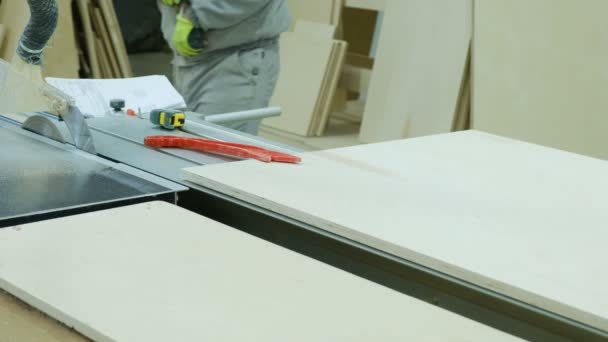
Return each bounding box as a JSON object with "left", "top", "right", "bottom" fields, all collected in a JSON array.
[
  {"left": 292, "top": 21, "right": 344, "bottom": 136},
  {"left": 359, "top": 0, "right": 471, "bottom": 143},
  {"left": 452, "top": 42, "right": 471, "bottom": 131},
  {"left": 315, "top": 40, "right": 348, "bottom": 136},
  {"left": 183, "top": 131, "right": 608, "bottom": 333},
  {"left": 76, "top": 0, "right": 101, "bottom": 78},
  {"left": 0, "top": 291, "right": 88, "bottom": 341},
  {"left": 91, "top": 5, "right": 120, "bottom": 78},
  {"left": 95, "top": 36, "right": 111, "bottom": 78},
  {"left": 97, "top": 0, "right": 132, "bottom": 77},
  {"left": 265, "top": 32, "right": 333, "bottom": 136},
  {"left": 472, "top": 0, "right": 608, "bottom": 160},
  {"left": 307, "top": 41, "right": 339, "bottom": 136},
  {"left": 0, "top": 24, "right": 5, "bottom": 50},
  {"left": 331, "top": 0, "right": 344, "bottom": 38},
  {"left": 0, "top": 202, "right": 519, "bottom": 341}
]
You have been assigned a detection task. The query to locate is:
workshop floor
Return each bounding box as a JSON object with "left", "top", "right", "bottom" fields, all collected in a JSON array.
[{"left": 129, "top": 52, "right": 363, "bottom": 151}]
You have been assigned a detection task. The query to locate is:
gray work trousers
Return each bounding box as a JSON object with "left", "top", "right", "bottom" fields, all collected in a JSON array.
[{"left": 173, "top": 40, "right": 280, "bottom": 135}]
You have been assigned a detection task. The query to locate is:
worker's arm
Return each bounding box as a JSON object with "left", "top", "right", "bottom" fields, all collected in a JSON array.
[{"left": 190, "top": 0, "right": 273, "bottom": 30}]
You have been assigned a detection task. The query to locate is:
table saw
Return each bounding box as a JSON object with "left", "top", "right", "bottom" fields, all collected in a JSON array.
[{"left": 2, "top": 109, "right": 607, "bottom": 342}]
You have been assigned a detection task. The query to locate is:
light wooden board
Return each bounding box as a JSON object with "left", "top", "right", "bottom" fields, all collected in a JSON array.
[
  {"left": 307, "top": 40, "right": 340, "bottom": 136},
  {"left": 359, "top": 0, "right": 471, "bottom": 143},
  {"left": 472, "top": 0, "right": 608, "bottom": 160},
  {"left": 314, "top": 40, "right": 348, "bottom": 136},
  {"left": 0, "top": 291, "right": 89, "bottom": 342},
  {"left": 183, "top": 131, "right": 608, "bottom": 332},
  {"left": 0, "top": 24, "right": 5, "bottom": 49},
  {"left": 91, "top": 5, "right": 120, "bottom": 78},
  {"left": 265, "top": 32, "right": 333, "bottom": 136},
  {"left": 97, "top": 0, "right": 132, "bottom": 77},
  {"left": 95, "top": 36, "right": 111, "bottom": 78},
  {"left": 76, "top": 0, "right": 101, "bottom": 78},
  {"left": 452, "top": 44, "right": 471, "bottom": 132},
  {"left": 0, "top": 202, "right": 519, "bottom": 342}
]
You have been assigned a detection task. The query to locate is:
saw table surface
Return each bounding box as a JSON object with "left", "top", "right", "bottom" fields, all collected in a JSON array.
[
  {"left": 183, "top": 130, "right": 608, "bottom": 334},
  {"left": 0, "top": 202, "right": 519, "bottom": 341},
  {"left": 0, "top": 120, "right": 181, "bottom": 226}
]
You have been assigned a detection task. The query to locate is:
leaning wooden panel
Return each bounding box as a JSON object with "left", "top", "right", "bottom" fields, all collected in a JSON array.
[
  {"left": 315, "top": 40, "right": 348, "bottom": 136},
  {"left": 97, "top": 0, "right": 132, "bottom": 78},
  {"left": 76, "top": 0, "right": 101, "bottom": 78},
  {"left": 265, "top": 32, "right": 333, "bottom": 136},
  {"left": 359, "top": 0, "right": 471, "bottom": 143},
  {"left": 0, "top": 202, "right": 519, "bottom": 341},
  {"left": 472, "top": 0, "right": 608, "bottom": 160},
  {"left": 91, "top": 5, "right": 120, "bottom": 78},
  {"left": 184, "top": 131, "right": 608, "bottom": 333}
]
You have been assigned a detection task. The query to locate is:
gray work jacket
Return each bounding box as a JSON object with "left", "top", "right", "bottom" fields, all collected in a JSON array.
[{"left": 159, "top": 0, "right": 290, "bottom": 66}]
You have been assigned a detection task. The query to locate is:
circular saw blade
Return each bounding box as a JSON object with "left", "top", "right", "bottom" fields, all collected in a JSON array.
[{"left": 22, "top": 115, "right": 66, "bottom": 144}]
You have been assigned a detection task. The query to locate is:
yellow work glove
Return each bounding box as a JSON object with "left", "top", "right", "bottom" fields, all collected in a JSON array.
[
  {"left": 161, "top": 0, "right": 181, "bottom": 6},
  {"left": 173, "top": 15, "right": 203, "bottom": 57}
]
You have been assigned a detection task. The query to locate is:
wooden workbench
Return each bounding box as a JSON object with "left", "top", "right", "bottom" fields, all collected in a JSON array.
[
  {"left": 0, "top": 202, "right": 518, "bottom": 341},
  {"left": 0, "top": 290, "right": 88, "bottom": 341}
]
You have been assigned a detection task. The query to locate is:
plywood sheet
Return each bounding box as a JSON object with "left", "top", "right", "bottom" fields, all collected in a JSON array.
[
  {"left": 314, "top": 40, "right": 348, "bottom": 136},
  {"left": 265, "top": 32, "right": 333, "bottom": 136},
  {"left": 472, "top": 0, "right": 608, "bottom": 160},
  {"left": 0, "top": 202, "right": 518, "bottom": 342},
  {"left": 360, "top": 0, "right": 471, "bottom": 143},
  {"left": 95, "top": 36, "right": 111, "bottom": 78},
  {"left": 0, "top": 25, "right": 6, "bottom": 53},
  {"left": 184, "top": 131, "right": 608, "bottom": 332}
]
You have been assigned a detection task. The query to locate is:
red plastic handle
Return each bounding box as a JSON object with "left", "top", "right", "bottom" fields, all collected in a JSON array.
[{"left": 144, "top": 136, "right": 302, "bottom": 164}]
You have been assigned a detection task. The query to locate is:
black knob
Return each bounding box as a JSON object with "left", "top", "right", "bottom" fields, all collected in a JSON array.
[{"left": 110, "top": 99, "right": 126, "bottom": 112}]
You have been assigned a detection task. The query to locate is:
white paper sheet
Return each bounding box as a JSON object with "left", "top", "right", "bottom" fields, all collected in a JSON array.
[{"left": 45, "top": 76, "right": 186, "bottom": 117}]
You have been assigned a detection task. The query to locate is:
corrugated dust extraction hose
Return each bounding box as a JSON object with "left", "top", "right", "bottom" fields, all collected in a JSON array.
[{"left": 17, "top": 0, "right": 59, "bottom": 65}]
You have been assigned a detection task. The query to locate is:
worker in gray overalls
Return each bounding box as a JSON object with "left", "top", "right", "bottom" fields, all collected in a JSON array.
[{"left": 158, "top": 0, "right": 290, "bottom": 134}]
